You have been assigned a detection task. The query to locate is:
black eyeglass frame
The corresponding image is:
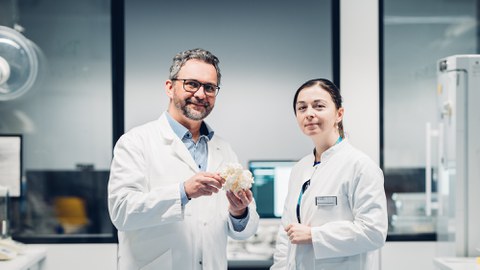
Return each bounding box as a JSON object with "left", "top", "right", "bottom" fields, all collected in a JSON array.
[{"left": 171, "top": 78, "right": 220, "bottom": 97}]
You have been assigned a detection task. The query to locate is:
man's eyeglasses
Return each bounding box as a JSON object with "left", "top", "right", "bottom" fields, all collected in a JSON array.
[{"left": 172, "top": 79, "right": 220, "bottom": 97}]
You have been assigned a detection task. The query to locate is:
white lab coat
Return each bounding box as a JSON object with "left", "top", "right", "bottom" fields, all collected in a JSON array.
[
  {"left": 271, "top": 139, "right": 388, "bottom": 270},
  {"left": 108, "top": 113, "right": 259, "bottom": 270}
]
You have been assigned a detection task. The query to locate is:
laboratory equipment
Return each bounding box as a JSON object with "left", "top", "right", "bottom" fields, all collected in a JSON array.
[
  {"left": 0, "top": 186, "right": 25, "bottom": 261},
  {"left": 248, "top": 160, "right": 296, "bottom": 218},
  {"left": 0, "top": 135, "right": 22, "bottom": 197},
  {"left": 390, "top": 192, "right": 437, "bottom": 234},
  {"left": 432, "top": 54, "right": 480, "bottom": 257},
  {"left": 12, "top": 170, "right": 112, "bottom": 241},
  {"left": 0, "top": 185, "right": 9, "bottom": 239},
  {"left": 0, "top": 26, "right": 39, "bottom": 101}
]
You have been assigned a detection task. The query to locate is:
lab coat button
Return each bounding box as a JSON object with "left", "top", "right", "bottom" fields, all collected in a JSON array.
[
  {"left": 199, "top": 261, "right": 202, "bottom": 265},
  {"left": 204, "top": 222, "right": 207, "bottom": 226}
]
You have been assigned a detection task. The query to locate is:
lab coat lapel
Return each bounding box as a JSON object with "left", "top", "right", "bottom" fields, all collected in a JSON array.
[
  {"left": 157, "top": 113, "right": 199, "bottom": 172},
  {"left": 207, "top": 139, "right": 224, "bottom": 172},
  {"left": 171, "top": 139, "right": 199, "bottom": 172}
]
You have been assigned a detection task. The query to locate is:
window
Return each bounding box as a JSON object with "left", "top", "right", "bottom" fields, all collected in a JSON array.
[
  {"left": 382, "top": 0, "right": 478, "bottom": 239},
  {"left": 0, "top": 0, "right": 115, "bottom": 243}
]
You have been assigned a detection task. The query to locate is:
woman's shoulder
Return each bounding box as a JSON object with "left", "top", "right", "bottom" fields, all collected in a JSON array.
[
  {"left": 339, "top": 141, "right": 381, "bottom": 170},
  {"left": 289, "top": 154, "right": 314, "bottom": 174},
  {"left": 297, "top": 154, "right": 314, "bottom": 166}
]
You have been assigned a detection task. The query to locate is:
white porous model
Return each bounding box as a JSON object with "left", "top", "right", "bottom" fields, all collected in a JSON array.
[{"left": 219, "top": 163, "right": 254, "bottom": 193}]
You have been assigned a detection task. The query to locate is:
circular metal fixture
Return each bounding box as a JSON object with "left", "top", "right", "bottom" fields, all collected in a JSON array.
[{"left": 0, "top": 26, "right": 39, "bottom": 101}]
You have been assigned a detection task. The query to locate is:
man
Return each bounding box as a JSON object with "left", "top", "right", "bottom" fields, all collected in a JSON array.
[{"left": 108, "top": 48, "right": 259, "bottom": 270}]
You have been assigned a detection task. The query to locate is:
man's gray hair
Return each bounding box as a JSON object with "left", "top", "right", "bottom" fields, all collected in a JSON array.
[{"left": 169, "top": 48, "right": 221, "bottom": 85}]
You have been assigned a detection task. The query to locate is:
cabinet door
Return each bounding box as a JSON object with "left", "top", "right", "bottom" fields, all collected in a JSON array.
[
  {"left": 381, "top": 242, "right": 436, "bottom": 270},
  {"left": 436, "top": 69, "right": 467, "bottom": 257}
]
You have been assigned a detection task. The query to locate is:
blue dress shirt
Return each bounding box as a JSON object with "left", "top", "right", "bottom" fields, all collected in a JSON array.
[{"left": 165, "top": 112, "right": 249, "bottom": 230}]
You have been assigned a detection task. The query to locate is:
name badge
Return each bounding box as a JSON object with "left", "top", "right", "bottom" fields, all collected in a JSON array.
[{"left": 315, "top": 196, "right": 337, "bottom": 206}]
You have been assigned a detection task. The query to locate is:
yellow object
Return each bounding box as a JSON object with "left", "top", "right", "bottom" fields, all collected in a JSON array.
[
  {"left": 53, "top": 196, "right": 89, "bottom": 226},
  {"left": 476, "top": 256, "right": 480, "bottom": 265}
]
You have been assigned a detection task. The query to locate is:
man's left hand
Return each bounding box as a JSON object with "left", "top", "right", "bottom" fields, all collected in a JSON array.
[{"left": 226, "top": 189, "right": 252, "bottom": 217}]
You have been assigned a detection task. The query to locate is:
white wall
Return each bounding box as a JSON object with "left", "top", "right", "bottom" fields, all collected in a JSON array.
[
  {"left": 124, "top": 0, "right": 333, "bottom": 167},
  {"left": 340, "top": 0, "right": 380, "bottom": 164}
]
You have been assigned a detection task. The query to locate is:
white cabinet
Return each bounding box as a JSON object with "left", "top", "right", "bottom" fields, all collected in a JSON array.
[
  {"left": 381, "top": 242, "right": 436, "bottom": 270},
  {"left": 30, "top": 244, "right": 117, "bottom": 270},
  {"left": 434, "top": 257, "right": 480, "bottom": 270}
]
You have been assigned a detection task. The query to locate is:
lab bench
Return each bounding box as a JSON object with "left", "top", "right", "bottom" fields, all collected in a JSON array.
[{"left": 0, "top": 246, "right": 46, "bottom": 270}]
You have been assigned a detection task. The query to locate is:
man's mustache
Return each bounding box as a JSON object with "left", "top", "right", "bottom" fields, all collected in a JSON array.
[{"left": 186, "top": 98, "right": 210, "bottom": 107}]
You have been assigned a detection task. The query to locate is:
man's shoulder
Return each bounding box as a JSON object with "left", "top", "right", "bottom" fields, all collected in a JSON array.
[
  {"left": 340, "top": 142, "right": 374, "bottom": 162},
  {"left": 337, "top": 142, "right": 382, "bottom": 173},
  {"left": 209, "top": 133, "right": 231, "bottom": 147},
  {"left": 119, "top": 117, "right": 167, "bottom": 144},
  {"left": 124, "top": 119, "right": 159, "bottom": 135}
]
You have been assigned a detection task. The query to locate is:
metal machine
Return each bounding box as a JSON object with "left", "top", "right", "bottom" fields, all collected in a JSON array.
[{"left": 433, "top": 54, "right": 480, "bottom": 257}]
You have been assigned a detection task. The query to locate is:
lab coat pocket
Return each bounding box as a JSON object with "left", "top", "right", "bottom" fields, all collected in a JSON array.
[
  {"left": 140, "top": 249, "right": 172, "bottom": 270},
  {"left": 314, "top": 256, "right": 349, "bottom": 270}
]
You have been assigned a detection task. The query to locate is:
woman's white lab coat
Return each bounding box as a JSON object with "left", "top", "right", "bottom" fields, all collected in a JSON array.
[
  {"left": 108, "top": 113, "right": 259, "bottom": 270},
  {"left": 271, "top": 140, "right": 388, "bottom": 270}
]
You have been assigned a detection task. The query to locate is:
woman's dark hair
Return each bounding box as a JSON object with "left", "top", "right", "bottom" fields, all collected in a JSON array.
[{"left": 293, "top": 78, "right": 344, "bottom": 138}]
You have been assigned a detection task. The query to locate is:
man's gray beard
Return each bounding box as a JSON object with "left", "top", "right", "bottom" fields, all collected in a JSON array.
[
  {"left": 173, "top": 93, "right": 213, "bottom": 120},
  {"left": 178, "top": 102, "right": 213, "bottom": 121},
  {"left": 183, "top": 106, "right": 211, "bottom": 120}
]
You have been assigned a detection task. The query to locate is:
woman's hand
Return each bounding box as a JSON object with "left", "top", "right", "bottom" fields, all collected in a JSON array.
[{"left": 285, "top": 223, "right": 312, "bottom": 244}]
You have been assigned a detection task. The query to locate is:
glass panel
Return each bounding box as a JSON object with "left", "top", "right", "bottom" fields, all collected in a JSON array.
[
  {"left": 436, "top": 68, "right": 465, "bottom": 255},
  {"left": 383, "top": 0, "right": 477, "bottom": 238},
  {"left": 0, "top": 0, "right": 114, "bottom": 242}
]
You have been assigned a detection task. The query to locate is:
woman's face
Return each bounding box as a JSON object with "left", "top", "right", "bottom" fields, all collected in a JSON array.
[{"left": 295, "top": 85, "right": 343, "bottom": 139}]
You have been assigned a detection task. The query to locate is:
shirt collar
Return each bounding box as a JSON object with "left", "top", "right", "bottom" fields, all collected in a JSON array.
[
  {"left": 165, "top": 111, "right": 214, "bottom": 140},
  {"left": 312, "top": 136, "right": 344, "bottom": 165}
]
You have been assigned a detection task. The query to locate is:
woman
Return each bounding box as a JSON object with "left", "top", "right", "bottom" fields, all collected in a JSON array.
[{"left": 271, "top": 78, "right": 388, "bottom": 270}]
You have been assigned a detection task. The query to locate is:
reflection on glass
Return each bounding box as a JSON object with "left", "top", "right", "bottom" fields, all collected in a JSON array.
[
  {"left": 383, "top": 0, "right": 477, "bottom": 237},
  {"left": 14, "top": 170, "right": 112, "bottom": 238},
  {"left": 0, "top": 0, "right": 114, "bottom": 243}
]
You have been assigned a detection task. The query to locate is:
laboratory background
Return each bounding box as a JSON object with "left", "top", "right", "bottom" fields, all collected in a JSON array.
[{"left": 0, "top": 0, "right": 479, "bottom": 269}]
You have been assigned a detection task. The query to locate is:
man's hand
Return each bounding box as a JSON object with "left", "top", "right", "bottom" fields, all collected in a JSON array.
[
  {"left": 285, "top": 223, "right": 312, "bottom": 244},
  {"left": 227, "top": 189, "right": 253, "bottom": 217},
  {"left": 184, "top": 172, "right": 225, "bottom": 199}
]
